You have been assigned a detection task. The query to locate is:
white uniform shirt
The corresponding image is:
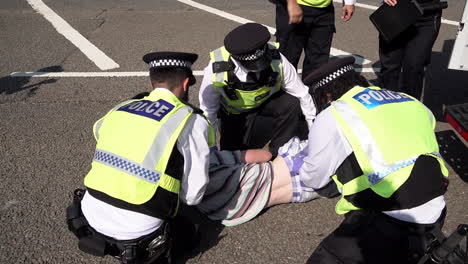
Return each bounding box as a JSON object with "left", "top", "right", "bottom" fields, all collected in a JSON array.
[
  {"left": 299, "top": 107, "right": 445, "bottom": 224},
  {"left": 199, "top": 53, "right": 316, "bottom": 132},
  {"left": 82, "top": 88, "right": 211, "bottom": 240}
]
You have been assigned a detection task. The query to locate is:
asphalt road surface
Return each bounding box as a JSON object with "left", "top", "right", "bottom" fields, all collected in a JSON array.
[{"left": 0, "top": 0, "right": 467, "bottom": 263}]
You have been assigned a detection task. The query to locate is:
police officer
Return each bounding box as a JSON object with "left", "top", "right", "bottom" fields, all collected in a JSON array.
[
  {"left": 274, "top": 0, "right": 355, "bottom": 78},
  {"left": 199, "top": 23, "right": 316, "bottom": 156},
  {"left": 279, "top": 56, "right": 452, "bottom": 263},
  {"left": 378, "top": 0, "right": 443, "bottom": 100},
  {"left": 66, "top": 52, "right": 215, "bottom": 264}
]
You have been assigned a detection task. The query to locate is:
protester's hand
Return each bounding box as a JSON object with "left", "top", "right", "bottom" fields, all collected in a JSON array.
[
  {"left": 341, "top": 5, "right": 355, "bottom": 21},
  {"left": 384, "top": 0, "right": 397, "bottom": 6},
  {"left": 241, "top": 149, "right": 273, "bottom": 163},
  {"left": 288, "top": 0, "right": 303, "bottom": 24}
]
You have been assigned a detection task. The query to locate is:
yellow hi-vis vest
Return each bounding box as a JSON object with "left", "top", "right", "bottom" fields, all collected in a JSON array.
[
  {"left": 84, "top": 89, "right": 215, "bottom": 218},
  {"left": 209, "top": 43, "right": 284, "bottom": 114},
  {"left": 297, "top": 0, "right": 332, "bottom": 8},
  {"left": 330, "top": 86, "right": 448, "bottom": 215}
]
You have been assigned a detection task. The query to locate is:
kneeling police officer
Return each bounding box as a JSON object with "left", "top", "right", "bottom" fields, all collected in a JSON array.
[
  {"left": 199, "top": 23, "right": 317, "bottom": 156},
  {"left": 66, "top": 52, "right": 215, "bottom": 264}
]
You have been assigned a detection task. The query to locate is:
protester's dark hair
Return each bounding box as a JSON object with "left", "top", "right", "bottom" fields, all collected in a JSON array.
[
  {"left": 312, "top": 72, "right": 370, "bottom": 112},
  {"left": 149, "top": 67, "right": 190, "bottom": 90}
]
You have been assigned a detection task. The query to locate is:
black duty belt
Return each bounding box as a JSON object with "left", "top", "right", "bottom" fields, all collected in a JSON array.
[{"left": 66, "top": 189, "right": 171, "bottom": 264}]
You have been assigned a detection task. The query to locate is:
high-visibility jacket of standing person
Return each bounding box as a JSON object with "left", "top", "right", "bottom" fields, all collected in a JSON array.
[
  {"left": 84, "top": 89, "right": 215, "bottom": 219},
  {"left": 297, "top": 0, "right": 332, "bottom": 8},
  {"left": 329, "top": 86, "right": 448, "bottom": 215},
  {"left": 209, "top": 42, "right": 284, "bottom": 114}
]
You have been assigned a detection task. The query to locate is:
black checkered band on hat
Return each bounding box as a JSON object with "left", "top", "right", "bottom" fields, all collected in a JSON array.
[
  {"left": 312, "top": 64, "right": 354, "bottom": 90},
  {"left": 231, "top": 45, "right": 267, "bottom": 61},
  {"left": 148, "top": 59, "right": 192, "bottom": 69}
]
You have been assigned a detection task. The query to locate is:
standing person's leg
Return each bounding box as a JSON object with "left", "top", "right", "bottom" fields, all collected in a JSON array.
[
  {"left": 275, "top": 1, "right": 291, "bottom": 50},
  {"left": 276, "top": 2, "right": 308, "bottom": 69},
  {"left": 378, "top": 32, "right": 406, "bottom": 92},
  {"left": 302, "top": 5, "right": 335, "bottom": 77},
  {"left": 255, "top": 91, "right": 308, "bottom": 156},
  {"left": 401, "top": 13, "right": 442, "bottom": 99}
]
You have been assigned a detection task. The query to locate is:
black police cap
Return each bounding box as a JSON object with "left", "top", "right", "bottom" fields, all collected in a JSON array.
[
  {"left": 143, "top": 51, "right": 198, "bottom": 85},
  {"left": 303, "top": 56, "right": 356, "bottom": 91},
  {"left": 224, "top": 23, "right": 271, "bottom": 60}
]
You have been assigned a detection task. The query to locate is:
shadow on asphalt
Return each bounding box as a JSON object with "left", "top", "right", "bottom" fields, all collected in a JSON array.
[
  {"left": 424, "top": 39, "right": 468, "bottom": 121},
  {"left": 0, "top": 65, "right": 62, "bottom": 97}
]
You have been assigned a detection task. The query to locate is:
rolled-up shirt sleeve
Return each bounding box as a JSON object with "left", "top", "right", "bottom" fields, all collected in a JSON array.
[
  {"left": 199, "top": 62, "right": 221, "bottom": 132},
  {"left": 344, "top": 0, "right": 356, "bottom": 5},
  {"left": 280, "top": 54, "right": 317, "bottom": 126},
  {"left": 177, "top": 113, "right": 211, "bottom": 205}
]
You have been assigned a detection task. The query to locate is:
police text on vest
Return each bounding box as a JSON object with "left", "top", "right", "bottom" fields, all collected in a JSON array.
[
  {"left": 118, "top": 99, "right": 175, "bottom": 121},
  {"left": 353, "top": 88, "right": 414, "bottom": 109}
]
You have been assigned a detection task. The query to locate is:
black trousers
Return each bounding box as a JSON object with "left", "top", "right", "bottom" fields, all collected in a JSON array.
[
  {"left": 378, "top": 12, "right": 442, "bottom": 100},
  {"left": 275, "top": 2, "right": 335, "bottom": 78},
  {"left": 307, "top": 209, "right": 446, "bottom": 264},
  {"left": 219, "top": 91, "right": 308, "bottom": 156}
]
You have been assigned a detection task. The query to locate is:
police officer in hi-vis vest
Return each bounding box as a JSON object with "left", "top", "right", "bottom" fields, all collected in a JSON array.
[
  {"left": 273, "top": 0, "right": 355, "bottom": 78},
  {"left": 199, "top": 23, "right": 316, "bottom": 156},
  {"left": 66, "top": 52, "right": 216, "bottom": 264},
  {"left": 280, "top": 56, "right": 455, "bottom": 263}
]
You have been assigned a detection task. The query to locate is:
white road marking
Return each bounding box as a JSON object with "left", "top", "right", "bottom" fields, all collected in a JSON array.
[
  {"left": 26, "top": 0, "right": 119, "bottom": 70},
  {"left": 10, "top": 67, "right": 380, "bottom": 78},
  {"left": 1, "top": 200, "right": 20, "bottom": 211},
  {"left": 333, "top": 0, "right": 459, "bottom": 26},
  {"left": 177, "top": 0, "right": 371, "bottom": 65}
]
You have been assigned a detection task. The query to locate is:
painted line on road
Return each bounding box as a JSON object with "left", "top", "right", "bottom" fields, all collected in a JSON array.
[
  {"left": 27, "top": 0, "right": 120, "bottom": 70},
  {"left": 332, "top": 0, "right": 458, "bottom": 26},
  {"left": 10, "top": 67, "right": 380, "bottom": 78},
  {"left": 177, "top": 0, "right": 371, "bottom": 65}
]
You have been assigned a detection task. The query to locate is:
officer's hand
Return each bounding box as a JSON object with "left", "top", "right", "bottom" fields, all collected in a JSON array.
[
  {"left": 288, "top": 0, "right": 303, "bottom": 24},
  {"left": 341, "top": 5, "right": 355, "bottom": 21},
  {"left": 384, "top": 0, "right": 397, "bottom": 6}
]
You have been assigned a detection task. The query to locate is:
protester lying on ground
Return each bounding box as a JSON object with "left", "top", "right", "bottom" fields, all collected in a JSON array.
[{"left": 197, "top": 143, "right": 326, "bottom": 226}]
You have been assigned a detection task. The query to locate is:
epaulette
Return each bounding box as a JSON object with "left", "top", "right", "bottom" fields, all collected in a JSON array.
[
  {"left": 131, "top": 92, "right": 150, "bottom": 99},
  {"left": 212, "top": 60, "right": 235, "bottom": 73},
  {"left": 181, "top": 100, "right": 204, "bottom": 115}
]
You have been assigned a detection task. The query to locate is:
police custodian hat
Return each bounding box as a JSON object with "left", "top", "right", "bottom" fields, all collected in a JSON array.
[
  {"left": 143, "top": 51, "right": 198, "bottom": 85},
  {"left": 303, "top": 56, "right": 356, "bottom": 92},
  {"left": 224, "top": 23, "right": 271, "bottom": 61},
  {"left": 224, "top": 23, "right": 272, "bottom": 71}
]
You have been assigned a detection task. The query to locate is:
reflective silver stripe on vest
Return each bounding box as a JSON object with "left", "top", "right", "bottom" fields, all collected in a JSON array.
[
  {"left": 367, "top": 151, "right": 441, "bottom": 185},
  {"left": 142, "top": 105, "right": 192, "bottom": 169},
  {"left": 212, "top": 49, "right": 225, "bottom": 83},
  {"left": 269, "top": 59, "right": 282, "bottom": 96},
  {"left": 332, "top": 100, "right": 442, "bottom": 186},
  {"left": 93, "top": 105, "right": 192, "bottom": 184},
  {"left": 94, "top": 149, "right": 162, "bottom": 184}
]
